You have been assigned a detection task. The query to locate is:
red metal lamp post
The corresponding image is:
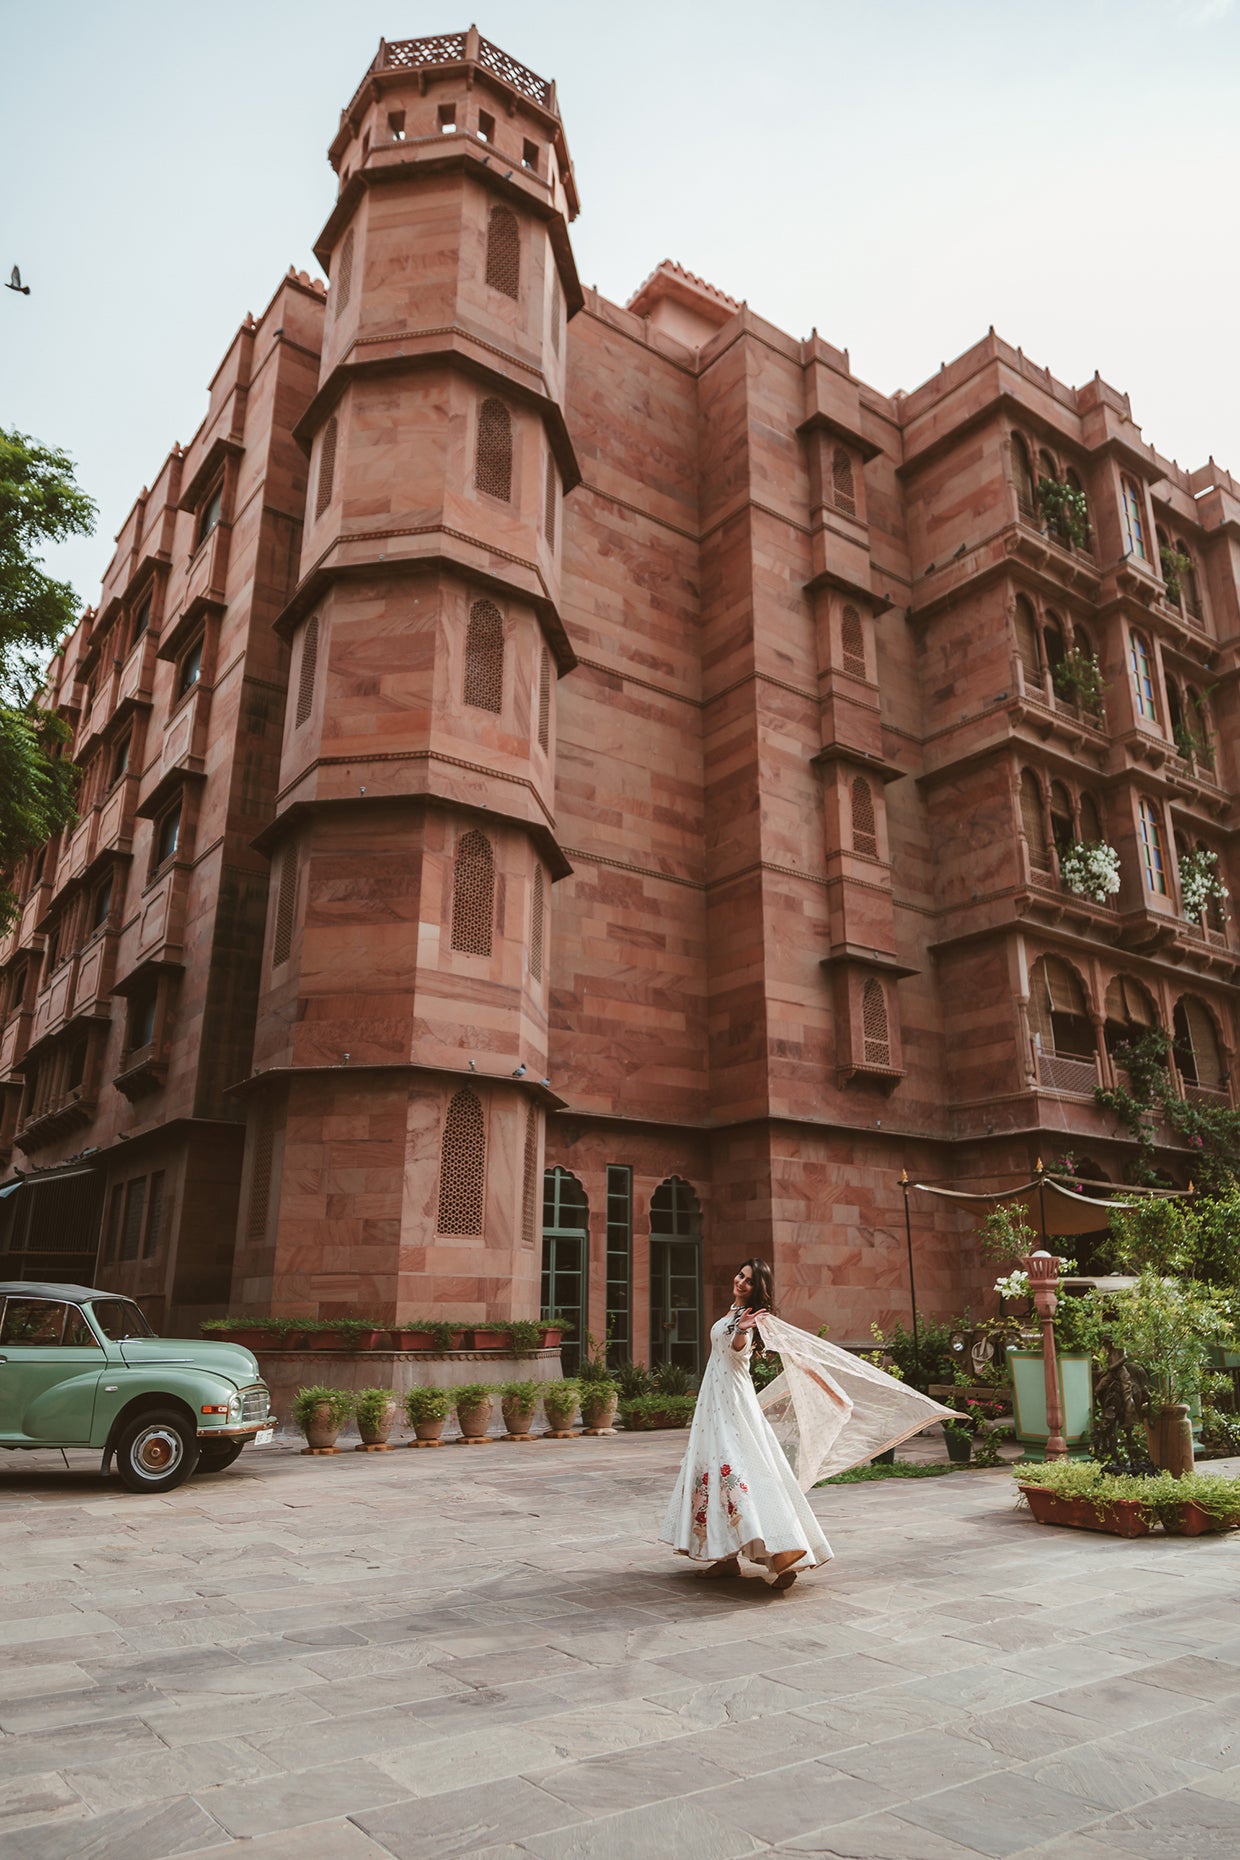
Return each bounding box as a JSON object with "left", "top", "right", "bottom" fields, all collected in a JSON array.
[{"left": 1024, "top": 1248, "right": 1066, "bottom": 1460}]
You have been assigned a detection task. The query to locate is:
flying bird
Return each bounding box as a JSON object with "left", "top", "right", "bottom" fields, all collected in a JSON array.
[
  {"left": 512, "top": 1062, "right": 527, "bottom": 1078},
  {"left": 5, "top": 266, "right": 30, "bottom": 296}
]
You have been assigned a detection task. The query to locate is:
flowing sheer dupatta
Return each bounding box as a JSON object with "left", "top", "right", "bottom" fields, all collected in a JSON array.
[{"left": 754, "top": 1313, "right": 956, "bottom": 1490}]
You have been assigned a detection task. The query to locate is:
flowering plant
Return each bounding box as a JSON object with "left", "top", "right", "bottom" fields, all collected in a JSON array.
[
  {"left": 994, "top": 1269, "right": 1030, "bottom": 1302},
  {"left": 1058, "top": 839, "right": 1121, "bottom": 904},
  {"left": 1179, "top": 847, "right": 1228, "bottom": 923}
]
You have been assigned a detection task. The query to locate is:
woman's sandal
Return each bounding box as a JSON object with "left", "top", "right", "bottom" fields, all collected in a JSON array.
[
  {"left": 768, "top": 1551, "right": 807, "bottom": 1590},
  {"left": 697, "top": 1557, "right": 742, "bottom": 1579}
]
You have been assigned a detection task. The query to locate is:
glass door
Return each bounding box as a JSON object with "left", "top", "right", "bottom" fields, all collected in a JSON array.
[
  {"left": 648, "top": 1176, "right": 703, "bottom": 1377},
  {"left": 541, "top": 1168, "right": 588, "bottom": 1373}
]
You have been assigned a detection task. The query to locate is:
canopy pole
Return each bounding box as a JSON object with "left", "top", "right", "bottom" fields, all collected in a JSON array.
[{"left": 899, "top": 1170, "right": 921, "bottom": 1380}]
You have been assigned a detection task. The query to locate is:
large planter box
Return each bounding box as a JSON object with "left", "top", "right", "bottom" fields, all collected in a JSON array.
[
  {"left": 1019, "top": 1483, "right": 1152, "bottom": 1537},
  {"left": 1007, "top": 1349, "right": 1093, "bottom": 1461}
]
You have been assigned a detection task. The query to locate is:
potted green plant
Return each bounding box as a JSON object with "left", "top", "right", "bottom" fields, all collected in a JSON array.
[
  {"left": 338, "top": 1318, "right": 385, "bottom": 1351},
  {"left": 467, "top": 1323, "right": 509, "bottom": 1351},
  {"left": 505, "top": 1319, "right": 544, "bottom": 1357},
  {"left": 1109, "top": 1268, "right": 1229, "bottom": 1476},
  {"left": 618, "top": 1392, "right": 696, "bottom": 1430},
  {"left": 454, "top": 1383, "right": 494, "bottom": 1441},
  {"left": 942, "top": 1411, "right": 974, "bottom": 1465},
  {"left": 292, "top": 1385, "right": 355, "bottom": 1452},
  {"left": 200, "top": 1316, "right": 277, "bottom": 1350},
  {"left": 1050, "top": 646, "right": 1106, "bottom": 719},
  {"left": 540, "top": 1315, "right": 570, "bottom": 1348},
  {"left": 404, "top": 1384, "right": 452, "bottom": 1445},
  {"left": 499, "top": 1379, "right": 540, "bottom": 1439},
  {"left": 542, "top": 1378, "right": 580, "bottom": 1436},
  {"left": 354, "top": 1386, "right": 398, "bottom": 1449}
]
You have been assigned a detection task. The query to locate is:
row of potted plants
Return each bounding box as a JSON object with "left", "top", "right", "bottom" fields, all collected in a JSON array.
[
  {"left": 204, "top": 1317, "right": 566, "bottom": 1353},
  {"left": 1015, "top": 1459, "right": 1240, "bottom": 1537},
  {"left": 291, "top": 1377, "right": 622, "bottom": 1449}
]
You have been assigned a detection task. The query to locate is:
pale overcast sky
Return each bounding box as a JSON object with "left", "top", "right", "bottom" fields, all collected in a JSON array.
[{"left": 2, "top": 0, "right": 1237, "bottom": 608}]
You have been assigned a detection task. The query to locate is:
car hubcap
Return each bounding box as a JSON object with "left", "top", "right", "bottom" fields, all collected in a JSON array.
[{"left": 132, "top": 1426, "right": 183, "bottom": 1479}]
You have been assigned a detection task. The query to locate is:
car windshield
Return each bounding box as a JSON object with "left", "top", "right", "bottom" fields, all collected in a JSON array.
[{"left": 89, "top": 1298, "right": 155, "bottom": 1341}]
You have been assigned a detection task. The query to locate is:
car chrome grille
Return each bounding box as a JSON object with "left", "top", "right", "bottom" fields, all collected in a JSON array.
[{"left": 240, "top": 1386, "right": 269, "bottom": 1424}]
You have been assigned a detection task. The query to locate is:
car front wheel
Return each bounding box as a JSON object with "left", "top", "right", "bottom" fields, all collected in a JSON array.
[
  {"left": 115, "top": 1410, "right": 200, "bottom": 1493},
  {"left": 196, "top": 1439, "right": 246, "bottom": 1474}
]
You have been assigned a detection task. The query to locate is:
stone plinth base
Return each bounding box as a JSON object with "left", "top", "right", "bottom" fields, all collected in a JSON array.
[{"left": 257, "top": 1347, "right": 563, "bottom": 1425}]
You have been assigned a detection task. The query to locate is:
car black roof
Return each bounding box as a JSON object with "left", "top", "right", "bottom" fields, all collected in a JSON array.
[{"left": 0, "top": 1282, "right": 122, "bottom": 1302}]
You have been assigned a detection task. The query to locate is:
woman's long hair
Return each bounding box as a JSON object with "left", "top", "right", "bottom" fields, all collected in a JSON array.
[{"left": 739, "top": 1257, "right": 775, "bottom": 1314}]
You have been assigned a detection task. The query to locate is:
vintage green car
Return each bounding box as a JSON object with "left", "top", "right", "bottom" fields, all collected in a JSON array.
[{"left": 0, "top": 1281, "right": 273, "bottom": 1492}]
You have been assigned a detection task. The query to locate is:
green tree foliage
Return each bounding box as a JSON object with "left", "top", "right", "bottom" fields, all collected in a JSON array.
[{"left": 0, "top": 427, "right": 96, "bottom": 927}]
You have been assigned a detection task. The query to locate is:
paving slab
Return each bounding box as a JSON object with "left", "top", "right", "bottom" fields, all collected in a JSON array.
[{"left": 1, "top": 1437, "right": 1238, "bottom": 1859}]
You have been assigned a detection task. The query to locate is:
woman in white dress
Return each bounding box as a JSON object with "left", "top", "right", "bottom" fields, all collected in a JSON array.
[{"left": 661, "top": 1258, "right": 955, "bottom": 1589}]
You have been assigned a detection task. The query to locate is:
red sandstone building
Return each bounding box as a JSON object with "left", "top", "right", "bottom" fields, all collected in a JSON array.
[{"left": 3, "top": 30, "right": 1238, "bottom": 1366}]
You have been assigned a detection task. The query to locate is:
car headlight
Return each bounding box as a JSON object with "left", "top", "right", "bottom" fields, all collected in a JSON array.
[{"left": 227, "top": 1393, "right": 243, "bottom": 1421}]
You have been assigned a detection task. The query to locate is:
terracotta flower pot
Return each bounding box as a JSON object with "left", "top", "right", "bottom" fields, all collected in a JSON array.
[
  {"left": 1019, "top": 1484, "right": 1153, "bottom": 1537},
  {"left": 349, "top": 1329, "right": 384, "bottom": 1352},
  {"left": 308, "top": 1329, "right": 345, "bottom": 1351},
  {"left": 414, "top": 1417, "right": 446, "bottom": 1443},
  {"left": 391, "top": 1329, "right": 436, "bottom": 1351},
  {"left": 502, "top": 1401, "right": 537, "bottom": 1436},
  {"left": 581, "top": 1393, "right": 618, "bottom": 1431},
  {"left": 358, "top": 1403, "right": 397, "bottom": 1446},
  {"left": 457, "top": 1399, "right": 493, "bottom": 1439},
  {"left": 1146, "top": 1403, "right": 1195, "bottom": 1479},
  {"left": 303, "top": 1403, "right": 342, "bottom": 1451},
  {"left": 469, "top": 1328, "right": 508, "bottom": 1351},
  {"left": 538, "top": 1326, "right": 564, "bottom": 1349},
  {"left": 1163, "top": 1500, "right": 1229, "bottom": 1536},
  {"left": 204, "top": 1325, "right": 269, "bottom": 1350}
]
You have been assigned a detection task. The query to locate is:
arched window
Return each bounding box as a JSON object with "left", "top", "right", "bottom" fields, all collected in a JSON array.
[
  {"left": 1121, "top": 477, "right": 1148, "bottom": 560},
  {"left": 485, "top": 205, "right": 520, "bottom": 300},
  {"left": 1185, "top": 686, "right": 1214, "bottom": 769},
  {"left": 529, "top": 865, "right": 544, "bottom": 981},
  {"left": 271, "top": 847, "right": 297, "bottom": 968},
  {"left": 476, "top": 398, "right": 512, "bottom": 501},
  {"left": 832, "top": 447, "right": 856, "bottom": 517},
  {"left": 1104, "top": 973, "right": 1157, "bottom": 1059},
  {"left": 861, "top": 978, "right": 890, "bottom": 1067},
  {"left": 1049, "top": 781, "right": 1074, "bottom": 853},
  {"left": 649, "top": 1175, "right": 702, "bottom": 1373},
  {"left": 851, "top": 777, "right": 878, "bottom": 857},
  {"left": 1079, "top": 791, "right": 1103, "bottom": 844},
  {"left": 315, "top": 417, "right": 337, "bottom": 519},
  {"left": 464, "top": 599, "right": 504, "bottom": 713},
  {"left": 1180, "top": 546, "right": 1202, "bottom": 622},
  {"left": 437, "top": 1089, "right": 486, "bottom": 1234},
  {"left": 1038, "top": 452, "right": 1068, "bottom": 544},
  {"left": 450, "top": 830, "right": 495, "bottom": 955},
  {"left": 841, "top": 605, "right": 866, "bottom": 677},
  {"left": 1028, "top": 955, "right": 1093, "bottom": 1060},
  {"left": 520, "top": 1104, "right": 540, "bottom": 1248},
  {"left": 1065, "top": 468, "right": 1091, "bottom": 550},
  {"left": 1166, "top": 677, "right": 1186, "bottom": 755},
  {"left": 1043, "top": 613, "right": 1066, "bottom": 695},
  {"left": 333, "top": 228, "right": 354, "bottom": 318},
  {"left": 1072, "top": 619, "right": 1095, "bottom": 661},
  {"left": 544, "top": 450, "right": 558, "bottom": 548},
  {"left": 1020, "top": 769, "right": 1050, "bottom": 873},
  {"left": 543, "top": 1166, "right": 589, "bottom": 1372},
  {"left": 1129, "top": 630, "right": 1156, "bottom": 722},
  {"left": 1011, "top": 434, "right": 1036, "bottom": 517},
  {"left": 537, "top": 648, "right": 551, "bottom": 751},
  {"left": 295, "top": 616, "right": 319, "bottom": 728},
  {"left": 1012, "top": 594, "right": 1041, "bottom": 682},
  {"left": 1173, "top": 995, "right": 1226, "bottom": 1090},
  {"left": 1138, "top": 798, "right": 1168, "bottom": 895}
]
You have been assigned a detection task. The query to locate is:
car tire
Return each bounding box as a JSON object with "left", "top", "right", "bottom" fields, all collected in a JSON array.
[
  {"left": 195, "top": 1439, "right": 246, "bottom": 1474},
  {"left": 115, "top": 1409, "right": 200, "bottom": 1493}
]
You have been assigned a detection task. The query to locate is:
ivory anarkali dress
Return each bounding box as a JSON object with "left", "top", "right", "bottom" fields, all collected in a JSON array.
[{"left": 661, "top": 1308, "right": 955, "bottom": 1568}]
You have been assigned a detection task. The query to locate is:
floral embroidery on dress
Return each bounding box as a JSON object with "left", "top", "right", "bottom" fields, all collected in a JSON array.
[
  {"left": 719, "top": 1463, "right": 749, "bottom": 1535},
  {"left": 690, "top": 1468, "right": 710, "bottom": 1554}
]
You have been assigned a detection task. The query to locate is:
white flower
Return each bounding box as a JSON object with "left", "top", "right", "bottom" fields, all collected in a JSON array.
[
  {"left": 994, "top": 1270, "right": 1030, "bottom": 1301},
  {"left": 1179, "top": 847, "right": 1229, "bottom": 922},
  {"left": 1058, "top": 840, "right": 1121, "bottom": 904}
]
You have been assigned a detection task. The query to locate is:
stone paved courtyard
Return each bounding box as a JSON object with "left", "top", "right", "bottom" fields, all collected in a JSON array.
[{"left": 1, "top": 1434, "right": 1239, "bottom": 1859}]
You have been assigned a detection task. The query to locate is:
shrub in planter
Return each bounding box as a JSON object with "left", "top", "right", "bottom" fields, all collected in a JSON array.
[
  {"left": 454, "top": 1383, "right": 495, "bottom": 1438},
  {"left": 542, "top": 1378, "right": 580, "bottom": 1433},
  {"left": 201, "top": 1317, "right": 279, "bottom": 1349},
  {"left": 468, "top": 1325, "right": 508, "bottom": 1351},
  {"left": 499, "top": 1379, "right": 540, "bottom": 1436},
  {"left": 942, "top": 1420, "right": 973, "bottom": 1465},
  {"left": 581, "top": 1379, "right": 620, "bottom": 1432},
  {"left": 1014, "top": 1461, "right": 1240, "bottom": 1536},
  {"left": 505, "top": 1320, "right": 545, "bottom": 1357},
  {"left": 337, "top": 1318, "right": 385, "bottom": 1351},
  {"left": 355, "top": 1387, "right": 398, "bottom": 1446},
  {"left": 619, "top": 1393, "right": 696, "bottom": 1430},
  {"left": 292, "top": 1385, "right": 355, "bottom": 1450},
  {"left": 404, "top": 1384, "right": 453, "bottom": 1442},
  {"left": 615, "top": 1360, "right": 652, "bottom": 1401}
]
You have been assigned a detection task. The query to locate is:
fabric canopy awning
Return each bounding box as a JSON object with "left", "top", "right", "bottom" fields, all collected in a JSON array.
[{"left": 910, "top": 1174, "right": 1191, "bottom": 1239}]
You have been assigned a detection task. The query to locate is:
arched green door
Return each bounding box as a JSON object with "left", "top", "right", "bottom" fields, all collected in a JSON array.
[
  {"left": 541, "top": 1168, "right": 588, "bottom": 1374},
  {"left": 649, "top": 1176, "right": 702, "bottom": 1377}
]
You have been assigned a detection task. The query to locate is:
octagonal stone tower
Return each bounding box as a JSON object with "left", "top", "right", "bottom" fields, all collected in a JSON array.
[{"left": 236, "top": 29, "right": 581, "bottom": 1321}]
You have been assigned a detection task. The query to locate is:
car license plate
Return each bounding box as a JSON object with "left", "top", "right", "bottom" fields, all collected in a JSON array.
[{"left": 253, "top": 1425, "right": 275, "bottom": 1447}]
